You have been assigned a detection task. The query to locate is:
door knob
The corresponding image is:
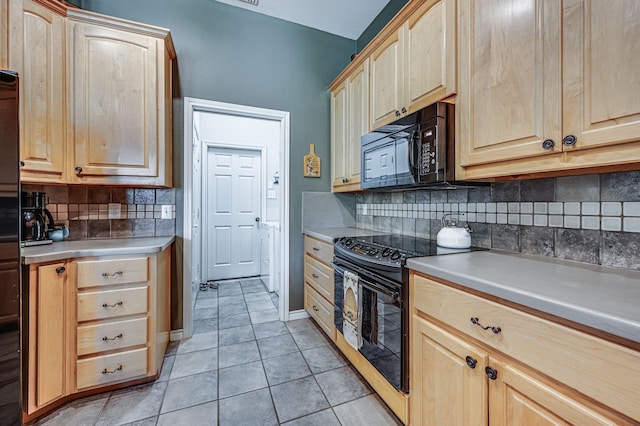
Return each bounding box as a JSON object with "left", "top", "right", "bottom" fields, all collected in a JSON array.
[{"left": 255, "top": 217, "right": 261, "bottom": 222}]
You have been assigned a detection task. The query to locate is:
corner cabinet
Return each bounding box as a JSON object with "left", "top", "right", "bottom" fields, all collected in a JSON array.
[
  {"left": 458, "top": 0, "right": 640, "bottom": 179},
  {"left": 66, "top": 9, "right": 175, "bottom": 186},
  {"left": 23, "top": 248, "right": 171, "bottom": 423},
  {"left": 331, "top": 59, "right": 368, "bottom": 192},
  {"left": 9, "top": 0, "right": 66, "bottom": 184},
  {"left": 370, "top": 0, "right": 456, "bottom": 129},
  {"left": 410, "top": 273, "right": 640, "bottom": 425},
  {"left": 303, "top": 236, "right": 335, "bottom": 339}
]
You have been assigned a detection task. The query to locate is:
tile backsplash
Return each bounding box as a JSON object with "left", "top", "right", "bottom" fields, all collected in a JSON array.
[
  {"left": 355, "top": 170, "right": 640, "bottom": 271},
  {"left": 22, "top": 185, "right": 176, "bottom": 240}
]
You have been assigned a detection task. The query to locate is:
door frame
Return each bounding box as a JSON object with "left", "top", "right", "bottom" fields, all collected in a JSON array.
[
  {"left": 183, "top": 97, "right": 290, "bottom": 339},
  {"left": 201, "top": 144, "right": 265, "bottom": 281}
]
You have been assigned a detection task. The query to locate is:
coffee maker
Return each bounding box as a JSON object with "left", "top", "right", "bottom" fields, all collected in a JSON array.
[{"left": 21, "top": 191, "right": 54, "bottom": 246}]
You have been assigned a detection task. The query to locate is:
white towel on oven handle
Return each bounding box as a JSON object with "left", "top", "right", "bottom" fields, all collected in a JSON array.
[{"left": 343, "top": 270, "right": 363, "bottom": 350}]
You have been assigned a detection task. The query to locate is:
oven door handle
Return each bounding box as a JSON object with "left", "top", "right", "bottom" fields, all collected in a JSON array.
[{"left": 332, "top": 262, "right": 399, "bottom": 299}]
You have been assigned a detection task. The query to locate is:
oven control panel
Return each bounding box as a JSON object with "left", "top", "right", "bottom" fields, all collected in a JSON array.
[{"left": 334, "top": 237, "right": 406, "bottom": 267}]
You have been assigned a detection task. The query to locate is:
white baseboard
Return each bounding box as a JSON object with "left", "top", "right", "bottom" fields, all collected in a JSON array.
[
  {"left": 170, "top": 329, "right": 184, "bottom": 341},
  {"left": 288, "top": 309, "right": 310, "bottom": 321}
]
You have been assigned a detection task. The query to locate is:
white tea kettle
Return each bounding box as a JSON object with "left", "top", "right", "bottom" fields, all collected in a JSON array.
[{"left": 437, "top": 214, "right": 472, "bottom": 248}]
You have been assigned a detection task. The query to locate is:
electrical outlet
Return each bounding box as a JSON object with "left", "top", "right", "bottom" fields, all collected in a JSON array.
[
  {"left": 161, "top": 205, "right": 172, "bottom": 219},
  {"left": 108, "top": 203, "right": 121, "bottom": 219}
]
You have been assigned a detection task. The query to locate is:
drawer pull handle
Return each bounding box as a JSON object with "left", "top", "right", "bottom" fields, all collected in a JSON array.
[
  {"left": 465, "top": 356, "right": 477, "bottom": 369},
  {"left": 102, "top": 271, "right": 123, "bottom": 278},
  {"left": 102, "top": 301, "right": 124, "bottom": 308},
  {"left": 312, "top": 247, "right": 320, "bottom": 251},
  {"left": 470, "top": 317, "right": 501, "bottom": 334},
  {"left": 102, "top": 333, "right": 123, "bottom": 342},
  {"left": 485, "top": 366, "right": 498, "bottom": 381},
  {"left": 102, "top": 365, "right": 123, "bottom": 375},
  {"left": 312, "top": 305, "right": 319, "bottom": 312},
  {"left": 311, "top": 273, "right": 319, "bottom": 279}
]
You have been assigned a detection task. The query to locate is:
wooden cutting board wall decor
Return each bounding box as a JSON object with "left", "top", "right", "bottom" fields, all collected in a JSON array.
[{"left": 304, "top": 144, "right": 321, "bottom": 177}]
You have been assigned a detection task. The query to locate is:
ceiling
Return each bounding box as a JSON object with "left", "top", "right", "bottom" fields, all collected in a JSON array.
[{"left": 211, "top": 0, "right": 391, "bottom": 40}]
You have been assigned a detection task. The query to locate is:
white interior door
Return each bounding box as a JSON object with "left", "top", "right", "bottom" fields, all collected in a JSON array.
[{"left": 205, "top": 147, "right": 262, "bottom": 280}]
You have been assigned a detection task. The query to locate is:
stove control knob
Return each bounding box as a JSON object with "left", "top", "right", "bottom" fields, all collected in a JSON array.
[
  {"left": 391, "top": 250, "right": 401, "bottom": 261},
  {"left": 345, "top": 239, "right": 353, "bottom": 247},
  {"left": 382, "top": 248, "right": 392, "bottom": 257}
]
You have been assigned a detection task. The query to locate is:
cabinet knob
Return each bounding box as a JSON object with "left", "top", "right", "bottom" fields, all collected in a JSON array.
[
  {"left": 75, "top": 166, "right": 83, "bottom": 174},
  {"left": 541, "top": 139, "right": 555, "bottom": 150},
  {"left": 19, "top": 161, "right": 25, "bottom": 168},
  {"left": 470, "top": 317, "right": 501, "bottom": 334},
  {"left": 401, "top": 107, "right": 407, "bottom": 114},
  {"left": 312, "top": 305, "right": 319, "bottom": 312},
  {"left": 395, "top": 110, "right": 401, "bottom": 117},
  {"left": 485, "top": 366, "right": 498, "bottom": 381},
  {"left": 55, "top": 266, "right": 66, "bottom": 274},
  {"left": 562, "top": 135, "right": 577, "bottom": 146},
  {"left": 465, "top": 355, "right": 477, "bottom": 369}
]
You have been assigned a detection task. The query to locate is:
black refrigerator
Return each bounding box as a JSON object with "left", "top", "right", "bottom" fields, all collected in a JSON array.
[{"left": 0, "top": 70, "right": 22, "bottom": 425}]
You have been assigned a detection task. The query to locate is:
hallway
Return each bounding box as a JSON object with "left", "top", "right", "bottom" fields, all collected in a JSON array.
[{"left": 36, "top": 279, "right": 401, "bottom": 425}]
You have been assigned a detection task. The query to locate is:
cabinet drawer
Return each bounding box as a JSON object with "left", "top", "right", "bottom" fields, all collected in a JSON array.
[
  {"left": 78, "top": 286, "right": 148, "bottom": 321},
  {"left": 77, "top": 347, "right": 148, "bottom": 390},
  {"left": 412, "top": 274, "right": 640, "bottom": 421},
  {"left": 304, "top": 283, "right": 334, "bottom": 340},
  {"left": 304, "top": 237, "right": 333, "bottom": 265},
  {"left": 77, "top": 257, "right": 149, "bottom": 288},
  {"left": 77, "top": 317, "right": 148, "bottom": 356},
  {"left": 304, "top": 255, "right": 334, "bottom": 303}
]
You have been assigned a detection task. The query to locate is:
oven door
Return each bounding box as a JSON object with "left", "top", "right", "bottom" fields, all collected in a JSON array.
[{"left": 332, "top": 257, "right": 408, "bottom": 393}]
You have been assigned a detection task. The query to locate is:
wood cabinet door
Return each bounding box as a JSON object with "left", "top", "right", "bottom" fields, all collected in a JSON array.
[
  {"left": 562, "top": 0, "right": 640, "bottom": 155},
  {"left": 33, "top": 262, "right": 66, "bottom": 408},
  {"left": 10, "top": 0, "right": 65, "bottom": 183},
  {"left": 404, "top": 0, "right": 456, "bottom": 112},
  {"left": 347, "top": 58, "right": 368, "bottom": 186},
  {"left": 331, "top": 81, "right": 348, "bottom": 190},
  {"left": 488, "top": 358, "right": 627, "bottom": 426},
  {"left": 411, "top": 315, "right": 488, "bottom": 426},
  {"left": 458, "top": 0, "right": 562, "bottom": 167},
  {"left": 370, "top": 30, "right": 404, "bottom": 130},
  {"left": 69, "top": 22, "right": 159, "bottom": 181}
]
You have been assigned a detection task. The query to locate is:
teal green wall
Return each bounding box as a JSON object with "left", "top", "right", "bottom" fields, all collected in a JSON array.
[
  {"left": 357, "top": 0, "right": 409, "bottom": 52},
  {"left": 79, "top": 0, "right": 355, "bottom": 320}
]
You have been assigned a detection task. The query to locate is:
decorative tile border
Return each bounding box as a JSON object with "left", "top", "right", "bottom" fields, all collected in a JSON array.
[{"left": 356, "top": 201, "right": 640, "bottom": 233}]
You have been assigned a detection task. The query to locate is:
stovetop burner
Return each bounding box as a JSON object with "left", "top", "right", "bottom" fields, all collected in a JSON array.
[{"left": 334, "top": 234, "right": 487, "bottom": 270}]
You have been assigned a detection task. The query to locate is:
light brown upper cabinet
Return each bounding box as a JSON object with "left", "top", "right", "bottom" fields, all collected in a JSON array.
[
  {"left": 9, "top": 0, "right": 66, "bottom": 184},
  {"left": 458, "top": 0, "right": 640, "bottom": 180},
  {"left": 370, "top": 0, "right": 456, "bottom": 129},
  {"left": 67, "top": 9, "right": 175, "bottom": 186},
  {"left": 331, "top": 59, "right": 368, "bottom": 192}
]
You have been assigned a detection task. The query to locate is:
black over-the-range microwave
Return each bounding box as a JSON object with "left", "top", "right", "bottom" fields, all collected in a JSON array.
[{"left": 361, "top": 102, "right": 473, "bottom": 190}]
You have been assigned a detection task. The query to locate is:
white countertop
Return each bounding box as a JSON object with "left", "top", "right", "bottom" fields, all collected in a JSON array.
[
  {"left": 407, "top": 251, "right": 640, "bottom": 343},
  {"left": 22, "top": 236, "right": 175, "bottom": 265},
  {"left": 304, "top": 227, "right": 389, "bottom": 244}
]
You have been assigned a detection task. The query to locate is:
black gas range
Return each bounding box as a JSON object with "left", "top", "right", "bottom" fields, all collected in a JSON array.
[{"left": 332, "top": 233, "right": 486, "bottom": 394}]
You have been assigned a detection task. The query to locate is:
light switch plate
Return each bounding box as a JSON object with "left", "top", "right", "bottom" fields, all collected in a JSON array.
[
  {"left": 161, "top": 205, "right": 172, "bottom": 219},
  {"left": 108, "top": 203, "right": 121, "bottom": 219}
]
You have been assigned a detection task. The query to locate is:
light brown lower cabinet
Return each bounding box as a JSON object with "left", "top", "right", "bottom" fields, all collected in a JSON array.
[
  {"left": 24, "top": 247, "right": 171, "bottom": 423},
  {"left": 303, "top": 236, "right": 335, "bottom": 341},
  {"left": 410, "top": 273, "right": 640, "bottom": 425}
]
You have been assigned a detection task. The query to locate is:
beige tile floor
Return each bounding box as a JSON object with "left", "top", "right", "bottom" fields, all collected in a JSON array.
[{"left": 35, "top": 278, "right": 402, "bottom": 425}]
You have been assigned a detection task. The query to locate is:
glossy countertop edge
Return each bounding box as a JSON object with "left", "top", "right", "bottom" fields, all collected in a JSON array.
[
  {"left": 304, "top": 227, "right": 389, "bottom": 244},
  {"left": 21, "top": 236, "right": 175, "bottom": 265},
  {"left": 407, "top": 251, "right": 640, "bottom": 344}
]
